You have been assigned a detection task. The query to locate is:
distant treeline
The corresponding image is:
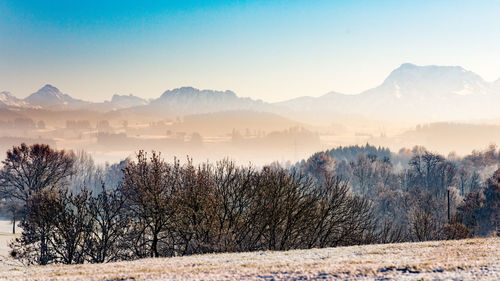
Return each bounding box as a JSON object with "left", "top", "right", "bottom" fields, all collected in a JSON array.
[
  {"left": 0, "top": 143, "right": 499, "bottom": 266},
  {"left": 297, "top": 144, "right": 500, "bottom": 240}
]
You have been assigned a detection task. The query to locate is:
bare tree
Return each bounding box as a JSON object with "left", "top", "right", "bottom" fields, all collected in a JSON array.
[
  {"left": 0, "top": 193, "right": 23, "bottom": 234},
  {"left": 11, "top": 187, "right": 92, "bottom": 265},
  {"left": 10, "top": 189, "right": 59, "bottom": 265},
  {"left": 410, "top": 207, "right": 438, "bottom": 242},
  {"left": 85, "top": 183, "right": 129, "bottom": 263},
  {"left": 47, "top": 188, "right": 92, "bottom": 264},
  {"left": 350, "top": 154, "right": 375, "bottom": 194},
  {"left": 120, "top": 151, "right": 177, "bottom": 258},
  {"left": 480, "top": 168, "right": 500, "bottom": 236},
  {"left": 255, "top": 167, "right": 316, "bottom": 251},
  {"left": 172, "top": 160, "right": 219, "bottom": 255},
  {"left": 0, "top": 143, "right": 74, "bottom": 203},
  {"left": 409, "top": 189, "right": 442, "bottom": 241},
  {"left": 212, "top": 159, "right": 258, "bottom": 252}
]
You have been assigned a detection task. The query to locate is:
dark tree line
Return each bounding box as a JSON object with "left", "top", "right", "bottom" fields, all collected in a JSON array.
[
  {"left": 0, "top": 144, "right": 385, "bottom": 265},
  {"left": 1, "top": 143, "right": 499, "bottom": 266}
]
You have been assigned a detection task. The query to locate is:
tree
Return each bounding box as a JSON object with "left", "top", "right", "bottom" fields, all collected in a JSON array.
[
  {"left": 0, "top": 143, "right": 75, "bottom": 248},
  {"left": 408, "top": 150, "right": 446, "bottom": 195},
  {"left": 457, "top": 167, "right": 470, "bottom": 196},
  {"left": 85, "top": 183, "right": 129, "bottom": 263},
  {"left": 0, "top": 143, "right": 75, "bottom": 203},
  {"left": 120, "top": 151, "right": 177, "bottom": 258},
  {"left": 304, "top": 175, "right": 375, "bottom": 248},
  {"left": 410, "top": 207, "right": 438, "bottom": 242},
  {"left": 479, "top": 168, "right": 500, "bottom": 236},
  {"left": 47, "top": 188, "right": 92, "bottom": 264},
  {"left": 212, "top": 160, "right": 257, "bottom": 252},
  {"left": 0, "top": 198, "right": 23, "bottom": 234},
  {"left": 10, "top": 189, "right": 59, "bottom": 265},
  {"left": 350, "top": 154, "right": 375, "bottom": 194},
  {"left": 301, "top": 152, "right": 334, "bottom": 181},
  {"left": 11, "top": 187, "right": 92, "bottom": 265},
  {"left": 456, "top": 190, "right": 482, "bottom": 235},
  {"left": 408, "top": 188, "right": 442, "bottom": 241},
  {"left": 251, "top": 167, "right": 317, "bottom": 251},
  {"left": 70, "top": 150, "right": 103, "bottom": 194},
  {"left": 172, "top": 160, "right": 219, "bottom": 255}
]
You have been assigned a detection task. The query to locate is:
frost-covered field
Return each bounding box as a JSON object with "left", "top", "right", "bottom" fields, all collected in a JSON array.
[
  {"left": 0, "top": 220, "right": 22, "bottom": 271},
  {"left": 0, "top": 237, "right": 498, "bottom": 280}
]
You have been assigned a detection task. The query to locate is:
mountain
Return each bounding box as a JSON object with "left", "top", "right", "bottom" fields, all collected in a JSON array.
[
  {"left": 0, "top": 91, "right": 29, "bottom": 108},
  {"left": 109, "top": 94, "right": 148, "bottom": 108},
  {"left": 24, "top": 84, "right": 90, "bottom": 109},
  {"left": 0, "top": 85, "right": 148, "bottom": 112},
  {"left": 276, "top": 63, "right": 500, "bottom": 122},
  {"left": 145, "top": 86, "right": 272, "bottom": 116},
  {"left": 363, "top": 63, "right": 491, "bottom": 99},
  {"left": 275, "top": 91, "right": 356, "bottom": 112},
  {"left": 3, "top": 86, "right": 275, "bottom": 117},
  {"left": 89, "top": 94, "right": 149, "bottom": 111},
  {"left": 4, "top": 63, "right": 500, "bottom": 123}
]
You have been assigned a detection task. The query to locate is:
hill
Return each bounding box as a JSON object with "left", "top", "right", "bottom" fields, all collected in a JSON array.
[
  {"left": 169, "top": 110, "right": 304, "bottom": 135},
  {"left": 0, "top": 237, "right": 498, "bottom": 280}
]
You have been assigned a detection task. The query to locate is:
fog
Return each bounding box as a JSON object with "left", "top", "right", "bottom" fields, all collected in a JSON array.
[{"left": 3, "top": 64, "right": 500, "bottom": 165}]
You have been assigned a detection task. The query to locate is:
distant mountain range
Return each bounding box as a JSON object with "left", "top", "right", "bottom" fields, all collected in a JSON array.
[
  {"left": 276, "top": 63, "right": 500, "bottom": 122},
  {"left": 0, "top": 84, "right": 149, "bottom": 111},
  {"left": 3, "top": 63, "right": 500, "bottom": 122},
  {"left": 147, "top": 87, "right": 271, "bottom": 115}
]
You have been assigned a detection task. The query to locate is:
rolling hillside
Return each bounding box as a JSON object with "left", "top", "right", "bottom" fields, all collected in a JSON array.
[{"left": 0, "top": 236, "right": 498, "bottom": 280}]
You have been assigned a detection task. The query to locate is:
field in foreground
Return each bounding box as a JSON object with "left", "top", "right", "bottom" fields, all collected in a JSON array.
[{"left": 0, "top": 237, "right": 498, "bottom": 280}]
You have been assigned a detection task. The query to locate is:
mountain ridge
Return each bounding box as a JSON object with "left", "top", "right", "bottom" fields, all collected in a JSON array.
[
  {"left": 24, "top": 84, "right": 90, "bottom": 109},
  {"left": 2, "top": 63, "right": 500, "bottom": 122},
  {"left": 274, "top": 63, "right": 500, "bottom": 122}
]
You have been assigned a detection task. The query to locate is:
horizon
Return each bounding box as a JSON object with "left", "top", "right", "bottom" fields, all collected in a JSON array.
[
  {"left": 2, "top": 1, "right": 500, "bottom": 102},
  {"left": 2, "top": 62, "right": 500, "bottom": 103}
]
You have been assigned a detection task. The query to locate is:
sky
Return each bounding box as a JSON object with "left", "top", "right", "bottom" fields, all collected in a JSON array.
[{"left": 1, "top": 0, "right": 500, "bottom": 102}]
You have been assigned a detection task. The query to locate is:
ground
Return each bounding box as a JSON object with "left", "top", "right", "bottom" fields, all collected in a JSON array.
[
  {"left": 0, "top": 220, "right": 498, "bottom": 280},
  {"left": 0, "top": 220, "right": 21, "bottom": 271}
]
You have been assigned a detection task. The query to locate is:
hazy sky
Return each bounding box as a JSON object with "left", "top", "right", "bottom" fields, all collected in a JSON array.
[{"left": 1, "top": 0, "right": 500, "bottom": 102}]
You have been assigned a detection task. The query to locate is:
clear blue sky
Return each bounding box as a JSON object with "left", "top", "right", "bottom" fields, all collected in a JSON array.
[{"left": 1, "top": 0, "right": 500, "bottom": 102}]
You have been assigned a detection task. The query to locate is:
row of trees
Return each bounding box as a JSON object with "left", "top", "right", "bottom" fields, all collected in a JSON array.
[
  {"left": 1, "top": 143, "right": 498, "bottom": 266},
  {"left": 1, "top": 144, "right": 391, "bottom": 265},
  {"left": 298, "top": 144, "right": 500, "bottom": 241}
]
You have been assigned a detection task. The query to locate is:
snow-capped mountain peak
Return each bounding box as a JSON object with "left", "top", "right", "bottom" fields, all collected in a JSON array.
[
  {"left": 0, "top": 91, "right": 29, "bottom": 107},
  {"left": 24, "top": 84, "right": 88, "bottom": 109},
  {"left": 380, "top": 63, "right": 490, "bottom": 97}
]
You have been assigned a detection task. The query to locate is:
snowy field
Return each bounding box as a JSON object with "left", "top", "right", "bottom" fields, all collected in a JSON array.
[
  {"left": 0, "top": 220, "right": 21, "bottom": 271},
  {"left": 0, "top": 235, "right": 498, "bottom": 280}
]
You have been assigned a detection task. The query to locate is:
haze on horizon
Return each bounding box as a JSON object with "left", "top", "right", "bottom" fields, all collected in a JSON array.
[
  {"left": 3, "top": 0, "right": 500, "bottom": 166},
  {"left": 2, "top": 0, "right": 500, "bottom": 102}
]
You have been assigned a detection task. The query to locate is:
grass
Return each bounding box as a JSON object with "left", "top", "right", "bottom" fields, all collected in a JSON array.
[{"left": 0, "top": 237, "right": 497, "bottom": 280}]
